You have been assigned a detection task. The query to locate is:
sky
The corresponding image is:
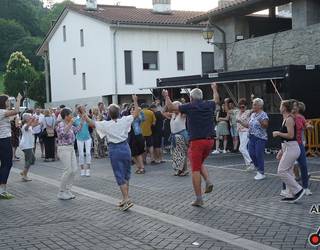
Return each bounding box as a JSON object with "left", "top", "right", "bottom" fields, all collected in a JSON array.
[{"left": 53, "top": 0, "right": 219, "bottom": 11}]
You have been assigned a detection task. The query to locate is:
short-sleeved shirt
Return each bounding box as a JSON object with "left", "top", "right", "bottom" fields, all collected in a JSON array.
[
  {"left": 95, "top": 115, "right": 134, "bottom": 144},
  {"left": 179, "top": 100, "right": 216, "bottom": 141},
  {"left": 229, "top": 109, "right": 239, "bottom": 126},
  {"left": 0, "top": 109, "right": 11, "bottom": 139},
  {"left": 73, "top": 117, "right": 91, "bottom": 141},
  {"left": 20, "top": 124, "right": 35, "bottom": 150},
  {"left": 248, "top": 111, "right": 269, "bottom": 140},
  {"left": 141, "top": 109, "right": 156, "bottom": 137},
  {"left": 295, "top": 114, "right": 306, "bottom": 145},
  {"left": 236, "top": 110, "right": 251, "bottom": 132}
]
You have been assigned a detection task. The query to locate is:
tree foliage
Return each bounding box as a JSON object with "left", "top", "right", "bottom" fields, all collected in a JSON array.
[{"left": 4, "top": 52, "right": 38, "bottom": 98}]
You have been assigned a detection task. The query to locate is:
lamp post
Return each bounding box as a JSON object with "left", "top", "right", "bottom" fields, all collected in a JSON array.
[
  {"left": 202, "top": 24, "right": 228, "bottom": 71},
  {"left": 24, "top": 80, "right": 29, "bottom": 109}
]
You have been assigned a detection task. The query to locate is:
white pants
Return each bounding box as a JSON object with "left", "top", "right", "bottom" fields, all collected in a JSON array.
[
  {"left": 77, "top": 138, "right": 92, "bottom": 166},
  {"left": 58, "top": 145, "right": 78, "bottom": 192},
  {"left": 239, "top": 131, "right": 252, "bottom": 166}
]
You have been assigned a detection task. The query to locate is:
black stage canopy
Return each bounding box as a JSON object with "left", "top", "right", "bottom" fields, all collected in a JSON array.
[{"left": 155, "top": 65, "right": 320, "bottom": 89}]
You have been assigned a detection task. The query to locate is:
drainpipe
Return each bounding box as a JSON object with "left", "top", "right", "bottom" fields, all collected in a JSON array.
[
  {"left": 42, "top": 51, "right": 50, "bottom": 104},
  {"left": 112, "top": 22, "right": 120, "bottom": 104},
  {"left": 209, "top": 18, "right": 228, "bottom": 72}
]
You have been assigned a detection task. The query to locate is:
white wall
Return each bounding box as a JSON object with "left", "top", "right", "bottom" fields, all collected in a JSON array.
[
  {"left": 48, "top": 11, "right": 114, "bottom": 102},
  {"left": 48, "top": 10, "right": 213, "bottom": 103},
  {"left": 114, "top": 27, "right": 214, "bottom": 95}
]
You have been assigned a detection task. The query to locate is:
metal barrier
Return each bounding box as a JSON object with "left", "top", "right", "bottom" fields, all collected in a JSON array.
[{"left": 305, "top": 119, "right": 320, "bottom": 157}]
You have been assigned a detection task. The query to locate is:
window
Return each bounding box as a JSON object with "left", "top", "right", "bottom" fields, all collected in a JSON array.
[
  {"left": 72, "top": 58, "right": 76, "bottom": 75},
  {"left": 82, "top": 73, "right": 86, "bottom": 90},
  {"left": 143, "top": 51, "right": 158, "bottom": 70},
  {"left": 63, "top": 25, "right": 66, "bottom": 42},
  {"left": 80, "top": 29, "right": 84, "bottom": 47},
  {"left": 177, "top": 51, "right": 184, "bottom": 71},
  {"left": 201, "top": 52, "right": 214, "bottom": 74},
  {"left": 124, "top": 51, "right": 133, "bottom": 84}
]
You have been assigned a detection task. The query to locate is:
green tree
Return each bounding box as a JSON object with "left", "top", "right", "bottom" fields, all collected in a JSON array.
[
  {"left": 10, "top": 36, "right": 44, "bottom": 71},
  {"left": 28, "top": 72, "right": 46, "bottom": 107},
  {"left": 0, "top": 0, "right": 43, "bottom": 36},
  {"left": 4, "top": 52, "right": 38, "bottom": 98},
  {"left": 0, "top": 18, "right": 28, "bottom": 70}
]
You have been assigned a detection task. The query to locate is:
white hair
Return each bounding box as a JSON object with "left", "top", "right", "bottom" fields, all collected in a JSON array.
[
  {"left": 22, "top": 113, "right": 32, "bottom": 122},
  {"left": 253, "top": 98, "right": 264, "bottom": 107},
  {"left": 190, "top": 88, "right": 203, "bottom": 101}
]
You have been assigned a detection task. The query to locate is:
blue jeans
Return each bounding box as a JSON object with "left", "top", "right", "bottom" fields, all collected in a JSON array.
[
  {"left": 248, "top": 135, "right": 266, "bottom": 174},
  {"left": 0, "top": 137, "right": 13, "bottom": 184},
  {"left": 283, "top": 143, "right": 309, "bottom": 189},
  {"left": 108, "top": 142, "right": 131, "bottom": 186}
]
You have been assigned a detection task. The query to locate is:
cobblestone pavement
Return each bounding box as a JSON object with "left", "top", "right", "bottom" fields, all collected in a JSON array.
[{"left": 2, "top": 149, "right": 320, "bottom": 250}]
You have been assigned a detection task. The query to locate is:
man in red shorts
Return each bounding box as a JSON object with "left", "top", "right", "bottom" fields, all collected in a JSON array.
[{"left": 163, "top": 83, "right": 219, "bottom": 206}]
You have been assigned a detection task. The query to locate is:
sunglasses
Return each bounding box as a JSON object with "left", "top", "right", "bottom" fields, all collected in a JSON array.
[{"left": 240, "top": 106, "right": 246, "bottom": 109}]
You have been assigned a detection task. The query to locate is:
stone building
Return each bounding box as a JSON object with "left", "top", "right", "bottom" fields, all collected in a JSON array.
[{"left": 189, "top": 0, "right": 320, "bottom": 72}]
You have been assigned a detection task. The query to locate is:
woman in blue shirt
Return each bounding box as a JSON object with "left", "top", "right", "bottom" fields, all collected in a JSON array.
[
  {"left": 128, "top": 105, "right": 145, "bottom": 174},
  {"left": 74, "top": 106, "right": 92, "bottom": 177}
]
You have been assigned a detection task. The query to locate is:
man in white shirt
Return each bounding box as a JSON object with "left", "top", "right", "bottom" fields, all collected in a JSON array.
[
  {"left": 33, "top": 108, "right": 44, "bottom": 157},
  {"left": 85, "top": 95, "right": 139, "bottom": 211}
]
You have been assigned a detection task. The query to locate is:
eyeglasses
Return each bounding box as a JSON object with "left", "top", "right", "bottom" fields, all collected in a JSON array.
[{"left": 240, "top": 106, "right": 246, "bottom": 109}]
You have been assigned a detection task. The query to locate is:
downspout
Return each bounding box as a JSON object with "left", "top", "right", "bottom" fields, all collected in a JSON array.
[
  {"left": 112, "top": 22, "right": 120, "bottom": 104},
  {"left": 209, "top": 18, "right": 228, "bottom": 72},
  {"left": 42, "top": 51, "right": 50, "bottom": 104}
]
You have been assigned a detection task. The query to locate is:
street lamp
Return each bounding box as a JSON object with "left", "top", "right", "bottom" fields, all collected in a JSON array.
[
  {"left": 202, "top": 25, "right": 225, "bottom": 49},
  {"left": 202, "top": 24, "right": 228, "bottom": 71},
  {"left": 24, "top": 80, "right": 29, "bottom": 109}
]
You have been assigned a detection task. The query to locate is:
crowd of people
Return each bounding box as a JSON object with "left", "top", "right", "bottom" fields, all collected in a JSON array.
[{"left": 0, "top": 84, "right": 313, "bottom": 209}]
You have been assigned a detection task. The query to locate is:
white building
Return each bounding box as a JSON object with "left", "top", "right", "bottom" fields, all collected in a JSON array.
[{"left": 37, "top": 0, "right": 214, "bottom": 107}]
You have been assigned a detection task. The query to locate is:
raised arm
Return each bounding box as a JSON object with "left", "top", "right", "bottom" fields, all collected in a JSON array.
[
  {"left": 5, "top": 93, "right": 22, "bottom": 117},
  {"left": 162, "top": 90, "right": 179, "bottom": 112},
  {"left": 211, "top": 83, "right": 220, "bottom": 104},
  {"left": 132, "top": 94, "right": 140, "bottom": 119}
]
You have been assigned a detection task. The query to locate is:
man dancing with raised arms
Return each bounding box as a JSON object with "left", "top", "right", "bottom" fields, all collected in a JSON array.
[
  {"left": 163, "top": 83, "right": 220, "bottom": 206},
  {"left": 83, "top": 95, "right": 140, "bottom": 211}
]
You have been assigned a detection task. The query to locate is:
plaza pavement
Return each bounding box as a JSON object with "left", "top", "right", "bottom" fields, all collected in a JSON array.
[{"left": 1, "top": 149, "right": 320, "bottom": 250}]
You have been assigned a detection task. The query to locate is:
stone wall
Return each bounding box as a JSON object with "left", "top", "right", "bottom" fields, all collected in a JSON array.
[{"left": 226, "top": 22, "right": 320, "bottom": 71}]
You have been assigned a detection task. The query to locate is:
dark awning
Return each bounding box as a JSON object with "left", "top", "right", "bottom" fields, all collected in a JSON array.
[{"left": 155, "top": 65, "right": 295, "bottom": 89}]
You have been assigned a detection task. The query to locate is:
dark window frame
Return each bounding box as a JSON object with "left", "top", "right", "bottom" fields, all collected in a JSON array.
[
  {"left": 142, "top": 51, "right": 159, "bottom": 71},
  {"left": 63, "top": 25, "right": 66, "bottom": 42},
  {"left": 82, "top": 72, "right": 86, "bottom": 90},
  {"left": 124, "top": 50, "right": 133, "bottom": 84},
  {"left": 177, "top": 51, "right": 185, "bottom": 71},
  {"left": 72, "top": 58, "right": 76, "bottom": 75},
  {"left": 201, "top": 52, "right": 214, "bottom": 74},
  {"left": 80, "top": 29, "right": 84, "bottom": 47}
]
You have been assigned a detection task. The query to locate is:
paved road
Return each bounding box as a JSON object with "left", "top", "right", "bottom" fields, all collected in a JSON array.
[{"left": 1, "top": 149, "right": 320, "bottom": 250}]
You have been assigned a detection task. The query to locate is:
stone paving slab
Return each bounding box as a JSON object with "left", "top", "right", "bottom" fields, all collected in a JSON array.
[
  {"left": 1, "top": 174, "right": 243, "bottom": 250},
  {"left": 9, "top": 150, "right": 320, "bottom": 249}
]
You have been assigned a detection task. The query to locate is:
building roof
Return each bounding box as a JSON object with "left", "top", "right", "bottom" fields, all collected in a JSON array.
[
  {"left": 188, "top": 0, "right": 291, "bottom": 23},
  {"left": 68, "top": 4, "right": 206, "bottom": 27},
  {"left": 37, "top": 4, "right": 207, "bottom": 56}
]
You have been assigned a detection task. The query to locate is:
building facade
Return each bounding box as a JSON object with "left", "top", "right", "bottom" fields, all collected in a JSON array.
[{"left": 37, "top": 1, "right": 214, "bottom": 108}]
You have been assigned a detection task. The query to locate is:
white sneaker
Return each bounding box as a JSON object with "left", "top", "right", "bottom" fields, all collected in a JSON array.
[
  {"left": 66, "top": 190, "right": 76, "bottom": 199},
  {"left": 304, "top": 188, "right": 312, "bottom": 196},
  {"left": 80, "top": 169, "right": 86, "bottom": 177},
  {"left": 280, "top": 189, "right": 290, "bottom": 197},
  {"left": 222, "top": 150, "right": 227, "bottom": 154},
  {"left": 245, "top": 164, "right": 255, "bottom": 172},
  {"left": 85, "top": 169, "right": 91, "bottom": 177},
  {"left": 254, "top": 172, "right": 266, "bottom": 180},
  {"left": 212, "top": 150, "right": 220, "bottom": 155},
  {"left": 57, "top": 191, "right": 73, "bottom": 200}
]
